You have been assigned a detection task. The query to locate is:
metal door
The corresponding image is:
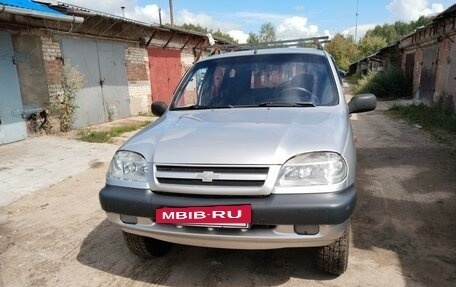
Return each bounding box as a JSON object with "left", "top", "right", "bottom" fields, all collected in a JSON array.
[
  {"left": 445, "top": 41, "right": 456, "bottom": 109},
  {"left": 97, "top": 42, "right": 130, "bottom": 119},
  {"left": 0, "top": 31, "right": 27, "bottom": 145},
  {"left": 61, "top": 38, "right": 130, "bottom": 127},
  {"left": 404, "top": 53, "right": 415, "bottom": 97},
  {"left": 61, "top": 38, "right": 105, "bottom": 128},
  {"left": 148, "top": 48, "right": 182, "bottom": 104},
  {"left": 419, "top": 46, "right": 439, "bottom": 102}
]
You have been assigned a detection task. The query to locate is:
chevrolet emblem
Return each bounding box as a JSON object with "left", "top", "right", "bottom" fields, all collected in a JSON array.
[{"left": 196, "top": 171, "right": 220, "bottom": 182}]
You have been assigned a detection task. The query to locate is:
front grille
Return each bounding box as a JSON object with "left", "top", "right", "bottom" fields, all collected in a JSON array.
[
  {"left": 155, "top": 165, "right": 269, "bottom": 187},
  {"left": 156, "top": 166, "right": 268, "bottom": 174}
]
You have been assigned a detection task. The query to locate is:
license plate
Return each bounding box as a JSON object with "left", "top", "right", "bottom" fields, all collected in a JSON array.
[{"left": 156, "top": 205, "right": 251, "bottom": 227}]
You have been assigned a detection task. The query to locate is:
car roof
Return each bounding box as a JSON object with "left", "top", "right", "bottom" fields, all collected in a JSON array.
[{"left": 198, "top": 48, "right": 328, "bottom": 63}]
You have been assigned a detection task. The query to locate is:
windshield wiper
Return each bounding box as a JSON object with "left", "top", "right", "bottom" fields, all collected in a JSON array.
[
  {"left": 172, "top": 104, "right": 234, "bottom": 110},
  {"left": 172, "top": 105, "right": 211, "bottom": 110},
  {"left": 258, "top": 102, "right": 293, "bottom": 107},
  {"left": 294, "top": 102, "right": 316, "bottom": 107},
  {"left": 258, "top": 102, "right": 316, "bottom": 107}
]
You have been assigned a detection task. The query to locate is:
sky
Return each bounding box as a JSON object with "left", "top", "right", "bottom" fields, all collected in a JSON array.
[{"left": 63, "top": 0, "right": 455, "bottom": 43}]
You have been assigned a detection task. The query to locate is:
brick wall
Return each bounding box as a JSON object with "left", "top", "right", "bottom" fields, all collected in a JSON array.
[
  {"left": 41, "top": 36, "right": 62, "bottom": 78},
  {"left": 400, "top": 19, "right": 456, "bottom": 104},
  {"left": 125, "top": 46, "right": 151, "bottom": 114}
]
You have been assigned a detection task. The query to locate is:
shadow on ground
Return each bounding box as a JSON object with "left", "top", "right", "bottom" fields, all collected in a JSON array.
[
  {"left": 352, "top": 145, "right": 456, "bottom": 287},
  {"left": 77, "top": 220, "right": 334, "bottom": 286}
]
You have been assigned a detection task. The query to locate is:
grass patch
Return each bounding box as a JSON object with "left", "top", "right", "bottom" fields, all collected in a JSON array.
[
  {"left": 387, "top": 102, "right": 456, "bottom": 145},
  {"left": 77, "top": 121, "right": 151, "bottom": 143}
]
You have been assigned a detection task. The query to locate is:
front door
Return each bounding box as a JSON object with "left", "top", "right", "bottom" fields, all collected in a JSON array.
[{"left": 0, "top": 31, "right": 27, "bottom": 145}]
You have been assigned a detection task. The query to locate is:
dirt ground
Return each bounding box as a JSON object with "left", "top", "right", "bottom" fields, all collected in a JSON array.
[{"left": 1, "top": 106, "right": 456, "bottom": 287}]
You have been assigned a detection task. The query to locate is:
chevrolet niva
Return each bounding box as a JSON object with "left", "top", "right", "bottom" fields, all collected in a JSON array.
[{"left": 99, "top": 47, "right": 376, "bottom": 275}]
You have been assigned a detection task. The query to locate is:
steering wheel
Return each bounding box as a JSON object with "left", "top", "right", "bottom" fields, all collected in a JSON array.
[{"left": 279, "top": 87, "right": 312, "bottom": 102}]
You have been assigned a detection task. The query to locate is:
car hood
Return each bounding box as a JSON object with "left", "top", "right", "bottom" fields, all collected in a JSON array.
[{"left": 122, "top": 107, "right": 349, "bottom": 165}]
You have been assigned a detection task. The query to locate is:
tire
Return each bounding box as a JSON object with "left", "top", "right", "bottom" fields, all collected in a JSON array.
[
  {"left": 317, "top": 223, "right": 350, "bottom": 275},
  {"left": 122, "top": 231, "right": 171, "bottom": 258}
]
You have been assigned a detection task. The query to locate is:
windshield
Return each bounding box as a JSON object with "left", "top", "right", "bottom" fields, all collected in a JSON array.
[{"left": 171, "top": 53, "right": 338, "bottom": 109}]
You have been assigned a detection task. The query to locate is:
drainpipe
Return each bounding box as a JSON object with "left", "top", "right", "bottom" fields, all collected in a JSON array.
[{"left": 0, "top": 4, "right": 84, "bottom": 23}]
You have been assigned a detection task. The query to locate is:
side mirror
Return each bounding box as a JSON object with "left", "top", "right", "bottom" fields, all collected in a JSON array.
[
  {"left": 338, "top": 69, "right": 347, "bottom": 78},
  {"left": 348, "top": 94, "right": 377, "bottom": 114},
  {"left": 151, "top": 101, "right": 168, "bottom": 117}
]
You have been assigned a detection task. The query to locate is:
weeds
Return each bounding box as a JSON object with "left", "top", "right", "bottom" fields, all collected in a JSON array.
[
  {"left": 354, "top": 68, "right": 406, "bottom": 99},
  {"left": 77, "top": 121, "right": 151, "bottom": 143},
  {"left": 387, "top": 98, "right": 456, "bottom": 145},
  {"left": 48, "top": 64, "right": 84, "bottom": 133}
]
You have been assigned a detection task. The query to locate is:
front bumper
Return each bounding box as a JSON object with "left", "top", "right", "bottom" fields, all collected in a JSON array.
[
  {"left": 99, "top": 185, "right": 356, "bottom": 249},
  {"left": 99, "top": 185, "right": 357, "bottom": 225}
]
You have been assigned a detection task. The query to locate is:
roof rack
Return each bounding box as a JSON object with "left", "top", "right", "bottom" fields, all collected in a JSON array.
[
  {"left": 214, "top": 36, "right": 330, "bottom": 52},
  {"left": 194, "top": 36, "right": 330, "bottom": 61}
]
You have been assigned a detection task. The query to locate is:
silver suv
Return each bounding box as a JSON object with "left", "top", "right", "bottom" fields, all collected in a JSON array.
[{"left": 99, "top": 48, "right": 376, "bottom": 275}]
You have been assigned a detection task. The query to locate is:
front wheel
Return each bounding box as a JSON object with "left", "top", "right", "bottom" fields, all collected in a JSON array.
[
  {"left": 317, "top": 223, "right": 350, "bottom": 275},
  {"left": 122, "top": 231, "right": 171, "bottom": 258}
]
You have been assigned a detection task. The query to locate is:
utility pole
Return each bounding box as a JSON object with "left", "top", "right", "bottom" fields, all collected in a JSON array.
[
  {"left": 169, "top": 0, "right": 174, "bottom": 26},
  {"left": 355, "top": 0, "right": 359, "bottom": 43},
  {"left": 121, "top": 6, "right": 125, "bottom": 17}
]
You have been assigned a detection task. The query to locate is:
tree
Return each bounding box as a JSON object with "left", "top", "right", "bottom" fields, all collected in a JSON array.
[
  {"left": 247, "top": 22, "right": 276, "bottom": 43},
  {"left": 178, "top": 23, "right": 237, "bottom": 43},
  {"left": 364, "top": 16, "right": 432, "bottom": 45},
  {"left": 358, "top": 35, "right": 387, "bottom": 57},
  {"left": 324, "top": 34, "right": 359, "bottom": 70}
]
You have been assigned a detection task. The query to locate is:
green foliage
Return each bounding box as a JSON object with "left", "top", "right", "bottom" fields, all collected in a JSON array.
[
  {"left": 247, "top": 22, "right": 276, "bottom": 43},
  {"left": 77, "top": 121, "right": 151, "bottom": 143},
  {"left": 324, "top": 34, "right": 359, "bottom": 70},
  {"left": 48, "top": 65, "right": 84, "bottom": 133},
  {"left": 365, "top": 16, "right": 431, "bottom": 45},
  {"left": 354, "top": 68, "right": 405, "bottom": 99},
  {"left": 178, "top": 23, "right": 236, "bottom": 43},
  {"left": 358, "top": 35, "right": 387, "bottom": 56},
  {"left": 388, "top": 98, "right": 456, "bottom": 144}
]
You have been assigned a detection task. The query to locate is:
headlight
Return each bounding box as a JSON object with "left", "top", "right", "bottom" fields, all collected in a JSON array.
[
  {"left": 107, "top": 151, "right": 148, "bottom": 182},
  {"left": 277, "top": 152, "right": 347, "bottom": 187}
]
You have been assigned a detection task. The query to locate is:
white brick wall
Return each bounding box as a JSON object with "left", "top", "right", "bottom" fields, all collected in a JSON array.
[
  {"left": 126, "top": 47, "right": 148, "bottom": 64},
  {"left": 41, "top": 36, "right": 61, "bottom": 60},
  {"left": 129, "top": 81, "right": 151, "bottom": 115},
  {"left": 181, "top": 51, "right": 195, "bottom": 71}
]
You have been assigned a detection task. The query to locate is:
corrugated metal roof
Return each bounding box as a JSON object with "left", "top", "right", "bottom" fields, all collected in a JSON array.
[{"left": 0, "top": 0, "right": 65, "bottom": 16}]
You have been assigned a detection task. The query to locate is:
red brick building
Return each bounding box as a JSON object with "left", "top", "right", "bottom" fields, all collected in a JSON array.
[{"left": 399, "top": 5, "right": 456, "bottom": 108}]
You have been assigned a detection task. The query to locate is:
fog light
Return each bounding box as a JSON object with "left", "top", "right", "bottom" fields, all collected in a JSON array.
[
  {"left": 294, "top": 225, "right": 319, "bottom": 235},
  {"left": 120, "top": 214, "right": 138, "bottom": 224}
]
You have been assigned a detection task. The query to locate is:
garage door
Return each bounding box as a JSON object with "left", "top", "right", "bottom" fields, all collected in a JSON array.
[
  {"left": 419, "top": 46, "right": 439, "bottom": 102},
  {"left": 445, "top": 40, "right": 456, "bottom": 110},
  {"left": 0, "top": 31, "right": 27, "bottom": 145},
  {"left": 61, "top": 38, "right": 130, "bottom": 128},
  {"left": 148, "top": 48, "right": 182, "bottom": 104}
]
